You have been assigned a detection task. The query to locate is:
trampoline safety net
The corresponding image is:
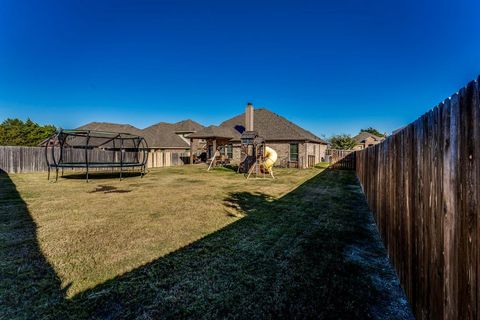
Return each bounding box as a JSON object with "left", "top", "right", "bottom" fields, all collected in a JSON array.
[{"left": 44, "top": 129, "right": 148, "bottom": 182}]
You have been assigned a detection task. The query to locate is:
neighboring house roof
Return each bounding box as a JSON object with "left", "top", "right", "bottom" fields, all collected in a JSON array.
[
  {"left": 76, "top": 122, "right": 144, "bottom": 136},
  {"left": 219, "top": 108, "right": 327, "bottom": 144},
  {"left": 142, "top": 120, "right": 204, "bottom": 149},
  {"left": 74, "top": 110, "right": 327, "bottom": 147},
  {"left": 187, "top": 125, "right": 240, "bottom": 140},
  {"left": 71, "top": 122, "right": 145, "bottom": 148},
  {"left": 75, "top": 120, "right": 205, "bottom": 149},
  {"left": 353, "top": 132, "right": 385, "bottom": 144},
  {"left": 143, "top": 129, "right": 189, "bottom": 148},
  {"left": 171, "top": 119, "right": 204, "bottom": 133}
]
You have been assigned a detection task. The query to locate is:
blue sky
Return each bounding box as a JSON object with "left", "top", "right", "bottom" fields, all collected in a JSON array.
[{"left": 0, "top": 0, "right": 479, "bottom": 137}]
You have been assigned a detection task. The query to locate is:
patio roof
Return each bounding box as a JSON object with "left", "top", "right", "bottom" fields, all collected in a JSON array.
[{"left": 187, "top": 125, "right": 240, "bottom": 140}]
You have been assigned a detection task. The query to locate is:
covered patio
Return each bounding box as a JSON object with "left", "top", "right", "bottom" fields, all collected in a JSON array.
[{"left": 187, "top": 125, "right": 239, "bottom": 164}]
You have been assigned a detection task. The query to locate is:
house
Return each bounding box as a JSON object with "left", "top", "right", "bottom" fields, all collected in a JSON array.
[
  {"left": 76, "top": 120, "right": 204, "bottom": 168},
  {"left": 352, "top": 132, "right": 385, "bottom": 150},
  {"left": 75, "top": 107, "right": 326, "bottom": 169},
  {"left": 142, "top": 119, "right": 204, "bottom": 151},
  {"left": 186, "top": 125, "right": 240, "bottom": 163},
  {"left": 188, "top": 104, "right": 328, "bottom": 168},
  {"left": 77, "top": 120, "right": 204, "bottom": 149},
  {"left": 141, "top": 120, "right": 204, "bottom": 167}
]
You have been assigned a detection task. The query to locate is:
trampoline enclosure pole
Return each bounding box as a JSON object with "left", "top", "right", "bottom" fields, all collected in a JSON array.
[
  {"left": 120, "top": 135, "right": 123, "bottom": 180},
  {"left": 85, "top": 131, "right": 90, "bottom": 182}
]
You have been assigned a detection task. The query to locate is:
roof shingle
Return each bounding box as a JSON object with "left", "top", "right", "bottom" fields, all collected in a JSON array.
[
  {"left": 76, "top": 122, "right": 144, "bottom": 136},
  {"left": 187, "top": 125, "right": 240, "bottom": 139},
  {"left": 171, "top": 119, "right": 204, "bottom": 132},
  {"left": 142, "top": 119, "right": 204, "bottom": 148},
  {"left": 219, "top": 109, "right": 327, "bottom": 144}
]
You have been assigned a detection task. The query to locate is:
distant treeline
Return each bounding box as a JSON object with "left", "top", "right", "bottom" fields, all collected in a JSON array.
[{"left": 0, "top": 118, "right": 56, "bottom": 146}]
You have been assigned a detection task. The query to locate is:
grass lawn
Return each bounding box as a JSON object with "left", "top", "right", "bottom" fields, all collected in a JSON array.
[{"left": 1, "top": 165, "right": 412, "bottom": 319}]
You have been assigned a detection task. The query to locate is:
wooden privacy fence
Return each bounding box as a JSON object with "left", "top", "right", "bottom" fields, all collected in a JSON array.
[
  {"left": 356, "top": 77, "right": 480, "bottom": 320},
  {"left": 325, "top": 149, "right": 355, "bottom": 169},
  {"left": 0, "top": 146, "right": 48, "bottom": 173},
  {"left": 146, "top": 150, "right": 190, "bottom": 168},
  {"left": 0, "top": 146, "right": 190, "bottom": 173}
]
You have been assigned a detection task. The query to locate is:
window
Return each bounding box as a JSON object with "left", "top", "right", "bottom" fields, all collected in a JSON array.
[
  {"left": 289, "top": 143, "right": 299, "bottom": 162},
  {"left": 226, "top": 144, "right": 233, "bottom": 159}
]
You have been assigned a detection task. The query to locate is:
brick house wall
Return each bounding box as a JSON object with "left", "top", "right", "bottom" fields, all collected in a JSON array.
[
  {"left": 190, "top": 138, "right": 206, "bottom": 155},
  {"left": 268, "top": 142, "right": 292, "bottom": 166},
  {"left": 320, "top": 143, "right": 327, "bottom": 162},
  {"left": 232, "top": 143, "right": 242, "bottom": 163},
  {"left": 306, "top": 142, "right": 327, "bottom": 164},
  {"left": 230, "top": 142, "right": 291, "bottom": 166},
  {"left": 306, "top": 142, "right": 324, "bottom": 165},
  {"left": 230, "top": 140, "right": 326, "bottom": 168}
]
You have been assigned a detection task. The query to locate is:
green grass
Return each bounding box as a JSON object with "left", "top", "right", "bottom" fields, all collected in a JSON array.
[
  {"left": 0, "top": 165, "right": 411, "bottom": 319},
  {"left": 315, "top": 161, "right": 331, "bottom": 169}
]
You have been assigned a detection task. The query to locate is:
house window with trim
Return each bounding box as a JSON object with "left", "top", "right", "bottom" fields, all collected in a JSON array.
[
  {"left": 226, "top": 144, "right": 233, "bottom": 159},
  {"left": 289, "top": 143, "right": 299, "bottom": 162}
]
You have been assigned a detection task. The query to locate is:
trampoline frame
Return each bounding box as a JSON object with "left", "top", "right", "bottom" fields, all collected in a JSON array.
[{"left": 45, "top": 129, "right": 148, "bottom": 182}]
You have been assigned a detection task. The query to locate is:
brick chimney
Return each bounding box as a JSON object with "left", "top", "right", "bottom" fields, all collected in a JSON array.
[{"left": 245, "top": 102, "right": 254, "bottom": 131}]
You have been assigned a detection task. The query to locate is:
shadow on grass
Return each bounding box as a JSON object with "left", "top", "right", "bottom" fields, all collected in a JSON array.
[
  {"left": 1, "top": 169, "right": 413, "bottom": 319},
  {"left": 61, "top": 171, "right": 143, "bottom": 180},
  {"left": 0, "top": 174, "right": 65, "bottom": 319},
  {"left": 207, "top": 164, "right": 239, "bottom": 173},
  {"left": 88, "top": 185, "right": 132, "bottom": 194}
]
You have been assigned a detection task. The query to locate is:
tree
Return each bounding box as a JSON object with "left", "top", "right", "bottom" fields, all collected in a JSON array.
[
  {"left": 0, "top": 118, "right": 56, "bottom": 146},
  {"left": 329, "top": 134, "right": 356, "bottom": 150},
  {"left": 360, "top": 127, "right": 385, "bottom": 137}
]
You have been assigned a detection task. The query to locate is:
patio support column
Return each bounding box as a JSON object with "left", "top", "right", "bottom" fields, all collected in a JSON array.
[
  {"left": 304, "top": 140, "right": 308, "bottom": 168},
  {"left": 190, "top": 138, "right": 193, "bottom": 164}
]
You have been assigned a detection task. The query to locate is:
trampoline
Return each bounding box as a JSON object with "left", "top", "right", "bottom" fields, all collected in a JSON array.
[{"left": 45, "top": 129, "right": 148, "bottom": 182}]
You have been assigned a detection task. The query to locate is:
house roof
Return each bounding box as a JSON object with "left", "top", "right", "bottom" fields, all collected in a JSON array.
[
  {"left": 142, "top": 129, "right": 189, "bottom": 149},
  {"left": 74, "top": 110, "right": 327, "bottom": 147},
  {"left": 353, "top": 132, "right": 385, "bottom": 144},
  {"left": 142, "top": 120, "right": 204, "bottom": 149},
  {"left": 171, "top": 119, "right": 204, "bottom": 133},
  {"left": 75, "top": 120, "right": 205, "bottom": 149},
  {"left": 71, "top": 122, "right": 145, "bottom": 148},
  {"left": 187, "top": 125, "right": 240, "bottom": 140},
  {"left": 76, "top": 122, "right": 144, "bottom": 136},
  {"left": 219, "top": 108, "right": 327, "bottom": 144}
]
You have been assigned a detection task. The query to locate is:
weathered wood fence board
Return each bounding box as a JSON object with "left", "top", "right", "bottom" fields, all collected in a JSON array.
[
  {"left": 355, "top": 77, "right": 480, "bottom": 320},
  {"left": 325, "top": 149, "right": 356, "bottom": 169},
  {"left": 0, "top": 146, "right": 48, "bottom": 173},
  {"left": 0, "top": 146, "right": 190, "bottom": 173}
]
